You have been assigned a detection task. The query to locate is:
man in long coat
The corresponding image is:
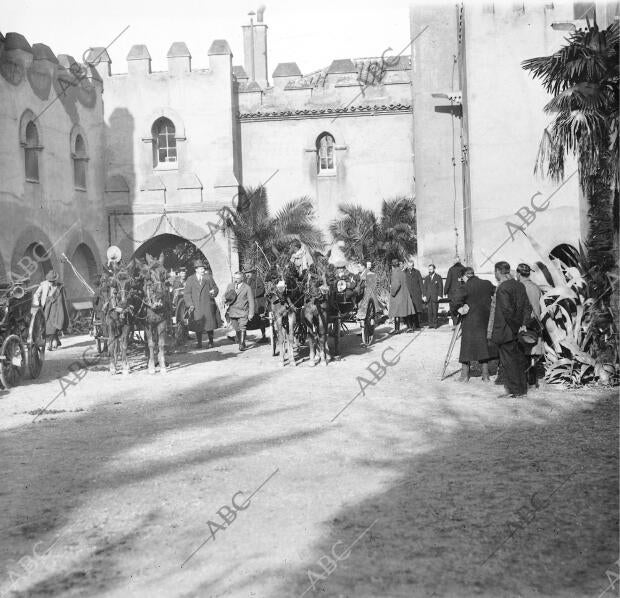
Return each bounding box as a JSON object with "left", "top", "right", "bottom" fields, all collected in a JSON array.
[
  {"left": 388, "top": 258, "right": 414, "bottom": 334},
  {"left": 245, "top": 267, "right": 267, "bottom": 343},
  {"left": 33, "top": 270, "right": 69, "bottom": 351},
  {"left": 225, "top": 271, "right": 255, "bottom": 351},
  {"left": 423, "top": 264, "right": 444, "bottom": 328},
  {"left": 183, "top": 259, "right": 220, "bottom": 349},
  {"left": 490, "top": 261, "right": 532, "bottom": 397},
  {"left": 403, "top": 260, "right": 424, "bottom": 331},
  {"left": 444, "top": 260, "right": 464, "bottom": 324},
  {"left": 516, "top": 263, "right": 543, "bottom": 386},
  {"left": 453, "top": 267, "right": 495, "bottom": 382}
]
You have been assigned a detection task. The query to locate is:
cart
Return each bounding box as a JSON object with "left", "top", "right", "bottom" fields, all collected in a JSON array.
[{"left": 0, "top": 283, "right": 46, "bottom": 389}]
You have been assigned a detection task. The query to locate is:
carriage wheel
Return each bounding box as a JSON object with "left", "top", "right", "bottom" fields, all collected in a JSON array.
[
  {"left": 0, "top": 335, "right": 26, "bottom": 389},
  {"left": 333, "top": 317, "right": 341, "bottom": 356},
  {"left": 361, "top": 300, "right": 376, "bottom": 347},
  {"left": 27, "top": 309, "right": 46, "bottom": 379},
  {"left": 269, "top": 313, "right": 277, "bottom": 357},
  {"left": 175, "top": 299, "right": 188, "bottom": 346}
]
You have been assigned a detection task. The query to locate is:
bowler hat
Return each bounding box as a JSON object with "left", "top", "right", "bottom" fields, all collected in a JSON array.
[
  {"left": 224, "top": 288, "right": 237, "bottom": 303},
  {"left": 193, "top": 259, "right": 207, "bottom": 268},
  {"left": 45, "top": 270, "right": 59, "bottom": 282}
]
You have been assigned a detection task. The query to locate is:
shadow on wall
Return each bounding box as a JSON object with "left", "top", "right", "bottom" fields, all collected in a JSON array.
[{"left": 105, "top": 107, "right": 136, "bottom": 259}]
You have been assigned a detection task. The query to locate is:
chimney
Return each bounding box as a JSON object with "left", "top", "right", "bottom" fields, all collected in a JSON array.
[{"left": 242, "top": 7, "right": 268, "bottom": 88}]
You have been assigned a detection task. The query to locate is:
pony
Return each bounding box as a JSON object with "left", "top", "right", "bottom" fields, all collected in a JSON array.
[
  {"left": 302, "top": 268, "right": 331, "bottom": 367},
  {"left": 104, "top": 265, "right": 140, "bottom": 375},
  {"left": 266, "top": 279, "right": 297, "bottom": 367},
  {"left": 141, "top": 254, "right": 172, "bottom": 374}
]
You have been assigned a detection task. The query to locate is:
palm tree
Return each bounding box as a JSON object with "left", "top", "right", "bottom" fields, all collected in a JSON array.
[
  {"left": 522, "top": 19, "right": 619, "bottom": 370},
  {"left": 379, "top": 196, "right": 417, "bottom": 262},
  {"left": 328, "top": 203, "right": 379, "bottom": 263},
  {"left": 225, "top": 185, "right": 324, "bottom": 272},
  {"left": 521, "top": 20, "right": 619, "bottom": 275},
  {"left": 329, "top": 196, "right": 417, "bottom": 266}
]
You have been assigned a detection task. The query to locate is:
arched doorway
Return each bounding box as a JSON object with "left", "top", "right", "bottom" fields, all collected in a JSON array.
[
  {"left": 23, "top": 242, "right": 53, "bottom": 285},
  {"left": 132, "top": 234, "right": 211, "bottom": 276},
  {"left": 65, "top": 243, "right": 97, "bottom": 302},
  {"left": 549, "top": 243, "right": 580, "bottom": 268}
]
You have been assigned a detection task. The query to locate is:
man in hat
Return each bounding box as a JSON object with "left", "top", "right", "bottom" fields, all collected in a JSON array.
[
  {"left": 423, "top": 264, "right": 444, "bottom": 328},
  {"left": 388, "top": 258, "right": 414, "bottom": 334},
  {"left": 225, "top": 271, "right": 255, "bottom": 351},
  {"left": 183, "top": 259, "right": 221, "bottom": 349},
  {"left": 453, "top": 267, "right": 496, "bottom": 382},
  {"left": 403, "top": 259, "right": 424, "bottom": 331},
  {"left": 245, "top": 267, "right": 268, "bottom": 343},
  {"left": 516, "top": 263, "right": 544, "bottom": 386},
  {"left": 490, "top": 261, "right": 532, "bottom": 397},
  {"left": 33, "top": 270, "right": 69, "bottom": 351}
]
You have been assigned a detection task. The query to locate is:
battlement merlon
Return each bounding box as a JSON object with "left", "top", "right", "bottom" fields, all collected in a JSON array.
[{"left": 85, "top": 47, "right": 111, "bottom": 78}]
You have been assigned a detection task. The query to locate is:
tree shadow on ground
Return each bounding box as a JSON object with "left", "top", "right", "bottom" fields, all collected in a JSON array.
[
  {"left": 239, "top": 392, "right": 617, "bottom": 598},
  {"left": 0, "top": 369, "right": 327, "bottom": 597}
]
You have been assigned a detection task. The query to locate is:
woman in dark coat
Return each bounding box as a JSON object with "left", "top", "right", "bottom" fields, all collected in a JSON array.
[
  {"left": 388, "top": 259, "right": 414, "bottom": 334},
  {"left": 183, "top": 260, "right": 221, "bottom": 349},
  {"left": 453, "top": 267, "right": 495, "bottom": 381}
]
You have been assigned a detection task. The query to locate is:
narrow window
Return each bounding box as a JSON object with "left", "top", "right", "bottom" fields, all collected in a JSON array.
[
  {"left": 25, "top": 121, "right": 40, "bottom": 182},
  {"left": 73, "top": 134, "right": 87, "bottom": 189},
  {"left": 152, "top": 117, "right": 177, "bottom": 167},
  {"left": 316, "top": 133, "right": 335, "bottom": 173}
]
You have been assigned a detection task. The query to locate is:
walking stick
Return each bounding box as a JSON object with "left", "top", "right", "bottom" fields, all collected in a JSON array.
[{"left": 441, "top": 320, "right": 462, "bottom": 380}]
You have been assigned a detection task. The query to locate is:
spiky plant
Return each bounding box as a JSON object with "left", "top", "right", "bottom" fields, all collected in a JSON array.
[{"left": 526, "top": 234, "right": 618, "bottom": 386}]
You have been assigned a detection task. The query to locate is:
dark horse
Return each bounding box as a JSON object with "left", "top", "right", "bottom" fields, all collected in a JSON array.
[
  {"left": 302, "top": 269, "right": 330, "bottom": 367},
  {"left": 104, "top": 267, "right": 140, "bottom": 375},
  {"left": 141, "top": 254, "right": 172, "bottom": 375}
]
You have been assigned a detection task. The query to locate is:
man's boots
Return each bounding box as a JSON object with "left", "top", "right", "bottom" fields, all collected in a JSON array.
[
  {"left": 459, "top": 363, "right": 470, "bottom": 382},
  {"left": 239, "top": 331, "right": 247, "bottom": 351},
  {"left": 196, "top": 332, "right": 203, "bottom": 349},
  {"left": 207, "top": 331, "right": 214, "bottom": 349},
  {"left": 481, "top": 362, "right": 490, "bottom": 382}
]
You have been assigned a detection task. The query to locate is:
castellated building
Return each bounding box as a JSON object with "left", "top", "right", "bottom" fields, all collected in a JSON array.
[
  {"left": 0, "top": 15, "right": 413, "bottom": 305},
  {"left": 2, "top": 4, "right": 614, "bottom": 305}
]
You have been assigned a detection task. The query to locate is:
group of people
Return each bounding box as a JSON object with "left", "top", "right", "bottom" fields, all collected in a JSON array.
[
  {"left": 388, "top": 259, "right": 448, "bottom": 332},
  {"left": 450, "top": 260, "right": 543, "bottom": 398},
  {"left": 170, "top": 260, "right": 262, "bottom": 353}
]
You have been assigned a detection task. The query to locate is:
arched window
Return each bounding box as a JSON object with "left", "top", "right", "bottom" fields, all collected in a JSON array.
[
  {"left": 152, "top": 117, "right": 177, "bottom": 167},
  {"left": 24, "top": 121, "right": 40, "bottom": 182},
  {"left": 73, "top": 133, "right": 88, "bottom": 189},
  {"left": 316, "top": 133, "right": 335, "bottom": 173}
]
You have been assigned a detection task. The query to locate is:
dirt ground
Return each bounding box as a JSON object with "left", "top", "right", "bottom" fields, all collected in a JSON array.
[{"left": 0, "top": 324, "right": 617, "bottom": 598}]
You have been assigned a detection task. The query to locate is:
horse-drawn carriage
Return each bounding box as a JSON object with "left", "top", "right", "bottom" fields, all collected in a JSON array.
[
  {"left": 0, "top": 283, "right": 46, "bottom": 389},
  {"left": 264, "top": 257, "right": 378, "bottom": 364}
]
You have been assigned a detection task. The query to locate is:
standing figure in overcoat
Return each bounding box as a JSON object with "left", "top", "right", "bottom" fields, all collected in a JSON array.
[
  {"left": 423, "top": 264, "right": 444, "bottom": 328},
  {"left": 404, "top": 260, "right": 424, "bottom": 331},
  {"left": 453, "top": 267, "right": 495, "bottom": 382},
  {"left": 490, "top": 261, "right": 532, "bottom": 397},
  {"left": 388, "top": 258, "right": 414, "bottom": 334},
  {"left": 516, "top": 263, "right": 543, "bottom": 386},
  {"left": 183, "top": 259, "right": 221, "bottom": 349},
  {"left": 444, "top": 260, "right": 464, "bottom": 322}
]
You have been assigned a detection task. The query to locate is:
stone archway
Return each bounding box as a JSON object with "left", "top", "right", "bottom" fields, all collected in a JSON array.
[
  {"left": 132, "top": 233, "right": 211, "bottom": 276},
  {"left": 65, "top": 243, "right": 98, "bottom": 302},
  {"left": 11, "top": 226, "right": 58, "bottom": 287}
]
